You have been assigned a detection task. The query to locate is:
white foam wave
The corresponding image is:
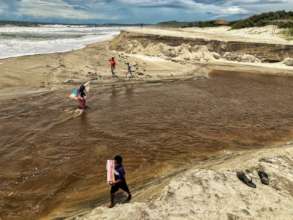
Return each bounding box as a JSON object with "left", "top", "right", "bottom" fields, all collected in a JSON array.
[{"left": 0, "top": 26, "right": 123, "bottom": 59}]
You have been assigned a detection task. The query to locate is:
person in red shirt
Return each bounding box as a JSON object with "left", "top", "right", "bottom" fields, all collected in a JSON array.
[{"left": 109, "top": 57, "right": 116, "bottom": 78}]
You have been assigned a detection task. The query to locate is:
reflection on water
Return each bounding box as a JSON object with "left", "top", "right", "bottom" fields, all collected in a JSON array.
[
  {"left": 2, "top": 71, "right": 293, "bottom": 219},
  {"left": 111, "top": 85, "right": 118, "bottom": 99}
]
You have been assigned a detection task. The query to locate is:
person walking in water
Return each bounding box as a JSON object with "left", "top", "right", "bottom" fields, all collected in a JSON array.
[
  {"left": 109, "top": 57, "right": 116, "bottom": 78},
  {"left": 109, "top": 155, "right": 132, "bottom": 208}
]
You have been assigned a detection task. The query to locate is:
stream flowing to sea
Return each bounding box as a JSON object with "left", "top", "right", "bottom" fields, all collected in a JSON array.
[{"left": 2, "top": 71, "right": 293, "bottom": 219}]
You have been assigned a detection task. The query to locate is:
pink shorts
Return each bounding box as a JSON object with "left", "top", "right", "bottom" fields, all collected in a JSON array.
[{"left": 78, "top": 98, "right": 86, "bottom": 109}]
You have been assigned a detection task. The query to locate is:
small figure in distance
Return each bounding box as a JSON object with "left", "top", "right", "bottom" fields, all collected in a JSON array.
[
  {"left": 109, "top": 57, "right": 117, "bottom": 78},
  {"left": 126, "top": 62, "right": 133, "bottom": 79},
  {"left": 109, "top": 155, "right": 132, "bottom": 208}
]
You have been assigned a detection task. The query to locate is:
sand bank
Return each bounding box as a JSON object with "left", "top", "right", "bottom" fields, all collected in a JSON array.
[
  {"left": 72, "top": 27, "right": 293, "bottom": 220},
  {"left": 76, "top": 144, "right": 293, "bottom": 220},
  {"left": 0, "top": 40, "right": 198, "bottom": 99},
  {"left": 111, "top": 26, "right": 293, "bottom": 66},
  {"left": 2, "top": 26, "right": 293, "bottom": 99},
  {"left": 127, "top": 25, "right": 292, "bottom": 45}
]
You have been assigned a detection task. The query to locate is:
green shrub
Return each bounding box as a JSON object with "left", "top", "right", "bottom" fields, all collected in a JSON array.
[
  {"left": 282, "top": 28, "right": 293, "bottom": 39},
  {"left": 231, "top": 10, "right": 293, "bottom": 29}
]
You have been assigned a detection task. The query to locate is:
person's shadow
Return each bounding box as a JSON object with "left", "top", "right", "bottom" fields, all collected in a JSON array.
[{"left": 111, "top": 85, "right": 118, "bottom": 99}]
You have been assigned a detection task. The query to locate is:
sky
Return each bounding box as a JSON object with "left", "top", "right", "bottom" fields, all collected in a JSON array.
[{"left": 0, "top": 0, "right": 293, "bottom": 24}]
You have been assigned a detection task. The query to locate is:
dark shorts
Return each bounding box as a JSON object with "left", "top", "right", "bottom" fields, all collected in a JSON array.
[{"left": 111, "top": 180, "right": 130, "bottom": 194}]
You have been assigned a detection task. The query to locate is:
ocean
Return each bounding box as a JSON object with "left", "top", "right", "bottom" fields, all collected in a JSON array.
[{"left": 0, "top": 25, "right": 121, "bottom": 59}]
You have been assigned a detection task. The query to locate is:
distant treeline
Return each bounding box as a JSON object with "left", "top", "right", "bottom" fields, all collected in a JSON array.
[
  {"left": 231, "top": 10, "right": 293, "bottom": 29},
  {"left": 0, "top": 20, "right": 42, "bottom": 27},
  {"left": 157, "top": 20, "right": 226, "bottom": 28},
  {"left": 157, "top": 10, "right": 293, "bottom": 29}
]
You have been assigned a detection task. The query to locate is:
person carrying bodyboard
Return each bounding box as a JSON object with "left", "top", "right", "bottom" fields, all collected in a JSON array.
[
  {"left": 107, "top": 155, "right": 132, "bottom": 208},
  {"left": 69, "top": 81, "right": 90, "bottom": 113}
]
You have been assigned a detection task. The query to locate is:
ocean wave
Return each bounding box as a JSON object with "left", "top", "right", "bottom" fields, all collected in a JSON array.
[{"left": 0, "top": 26, "right": 122, "bottom": 59}]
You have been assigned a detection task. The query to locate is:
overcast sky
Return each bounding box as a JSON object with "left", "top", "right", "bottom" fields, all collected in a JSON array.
[{"left": 0, "top": 0, "right": 293, "bottom": 24}]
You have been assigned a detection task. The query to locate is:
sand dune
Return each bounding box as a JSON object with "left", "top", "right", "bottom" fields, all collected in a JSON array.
[
  {"left": 77, "top": 146, "right": 293, "bottom": 220},
  {"left": 128, "top": 25, "right": 292, "bottom": 45}
]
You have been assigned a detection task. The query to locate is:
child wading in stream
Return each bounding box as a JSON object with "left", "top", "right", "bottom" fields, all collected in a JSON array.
[
  {"left": 109, "top": 155, "right": 132, "bottom": 208},
  {"left": 77, "top": 84, "right": 87, "bottom": 110}
]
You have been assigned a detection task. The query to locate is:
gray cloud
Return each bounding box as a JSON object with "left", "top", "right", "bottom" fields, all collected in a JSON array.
[{"left": 0, "top": 0, "right": 292, "bottom": 23}]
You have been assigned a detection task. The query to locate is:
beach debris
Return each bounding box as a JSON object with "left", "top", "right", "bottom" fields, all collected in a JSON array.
[
  {"left": 87, "top": 71, "right": 98, "bottom": 80},
  {"left": 258, "top": 171, "right": 269, "bottom": 185},
  {"left": 212, "top": 52, "right": 221, "bottom": 59},
  {"left": 64, "top": 79, "right": 74, "bottom": 84},
  {"left": 283, "top": 57, "right": 293, "bottom": 66},
  {"left": 236, "top": 171, "right": 256, "bottom": 188},
  {"left": 223, "top": 52, "right": 261, "bottom": 63},
  {"left": 87, "top": 71, "right": 97, "bottom": 76}
]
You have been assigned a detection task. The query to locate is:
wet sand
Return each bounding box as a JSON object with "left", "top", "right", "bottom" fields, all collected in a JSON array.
[{"left": 2, "top": 71, "right": 293, "bottom": 219}]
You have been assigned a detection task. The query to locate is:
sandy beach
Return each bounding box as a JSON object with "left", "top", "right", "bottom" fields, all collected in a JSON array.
[
  {"left": 0, "top": 40, "right": 198, "bottom": 98},
  {"left": 2, "top": 25, "right": 293, "bottom": 220},
  {"left": 2, "top": 25, "right": 293, "bottom": 95},
  {"left": 78, "top": 145, "right": 293, "bottom": 220}
]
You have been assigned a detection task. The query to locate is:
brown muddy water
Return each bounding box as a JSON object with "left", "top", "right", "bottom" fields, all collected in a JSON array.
[{"left": 2, "top": 71, "right": 293, "bottom": 219}]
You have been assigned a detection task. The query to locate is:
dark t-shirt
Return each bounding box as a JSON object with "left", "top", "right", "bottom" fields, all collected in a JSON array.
[
  {"left": 114, "top": 165, "right": 125, "bottom": 181},
  {"left": 78, "top": 85, "right": 86, "bottom": 98}
]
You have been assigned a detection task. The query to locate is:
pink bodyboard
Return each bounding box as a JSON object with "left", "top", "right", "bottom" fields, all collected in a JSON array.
[{"left": 106, "top": 160, "right": 115, "bottom": 184}]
